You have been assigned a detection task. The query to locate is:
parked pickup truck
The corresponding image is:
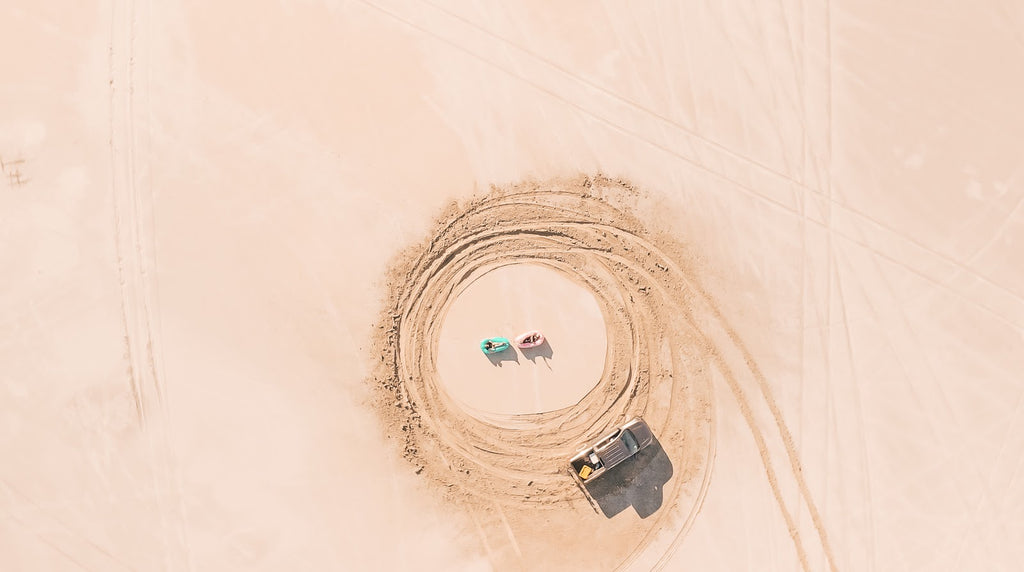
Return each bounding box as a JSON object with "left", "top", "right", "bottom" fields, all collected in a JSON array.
[{"left": 569, "top": 418, "right": 654, "bottom": 484}]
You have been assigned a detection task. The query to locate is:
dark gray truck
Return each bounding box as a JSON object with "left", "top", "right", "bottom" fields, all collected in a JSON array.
[{"left": 569, "top": 418, "right": 654, "bottom": 487}]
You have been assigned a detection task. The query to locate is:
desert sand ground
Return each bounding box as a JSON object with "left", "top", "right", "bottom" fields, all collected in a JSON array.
[{"left": 3, "top": 1, "right": 1024, "bottom": 571}]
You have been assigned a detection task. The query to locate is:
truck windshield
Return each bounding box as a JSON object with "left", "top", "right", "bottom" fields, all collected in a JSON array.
[{"left": 622, "top": 429, "right": 639, "bottom": 453}]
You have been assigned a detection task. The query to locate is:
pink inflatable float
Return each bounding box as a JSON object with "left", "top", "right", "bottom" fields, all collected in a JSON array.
[{"left": 514, "top": 330, "right": 545, "bottom": 349}]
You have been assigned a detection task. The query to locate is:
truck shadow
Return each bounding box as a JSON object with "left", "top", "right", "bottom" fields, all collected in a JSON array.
[{"left": 583, "top": 438, "right": 673, "bottom": 519}]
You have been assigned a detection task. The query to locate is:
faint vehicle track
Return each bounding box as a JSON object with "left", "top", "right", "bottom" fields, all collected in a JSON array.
[
  {"left": 108, "top": 0, "right": 194, "bottom": 569},
  {"left": 361, "top": 0, "right": 1024, "bottom": 335}
]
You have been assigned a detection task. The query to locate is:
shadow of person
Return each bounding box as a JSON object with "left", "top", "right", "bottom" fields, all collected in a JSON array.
[
  {"left": 583, "top": 438, "right": 674, "bottom": 519},
  {"left": 485, "top": 349, "right": 519, "bottom": 367},
  {"left": 520, "top": 339, "right": 553, "bottom": 365}
]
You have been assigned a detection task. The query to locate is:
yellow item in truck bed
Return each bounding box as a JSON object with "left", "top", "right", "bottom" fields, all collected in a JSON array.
[{"left": 579, "top": 465, "right": 593, "bottom": 479}]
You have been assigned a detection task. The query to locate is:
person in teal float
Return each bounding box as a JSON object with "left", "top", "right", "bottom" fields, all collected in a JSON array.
[{"left": 480, "top": 337, "right": 511, "bottom": 354}]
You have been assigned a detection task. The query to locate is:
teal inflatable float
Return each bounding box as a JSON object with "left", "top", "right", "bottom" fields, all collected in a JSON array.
[{"left": 480, "top": 337, "right": 511, "bottom": 355}]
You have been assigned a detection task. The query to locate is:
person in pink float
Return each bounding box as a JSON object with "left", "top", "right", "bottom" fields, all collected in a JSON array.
[{"left": 514, "top": 330, "right": 545, "bottom": 349}]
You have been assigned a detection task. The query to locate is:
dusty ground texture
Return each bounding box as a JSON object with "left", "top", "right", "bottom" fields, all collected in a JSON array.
[
  {"left": 370, "top": 176, "right": 719, "bottom": 569},
  {"left": 370, "top": 174, "right": 844, "bottom": 570},
  {"left": 4, "top": 1, "right": 1024, "bottom": 571}
]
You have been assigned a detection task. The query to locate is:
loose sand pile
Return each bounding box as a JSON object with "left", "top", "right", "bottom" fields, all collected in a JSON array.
[{"left": 367, "top": 175, "right": 833, "bottom": 569}]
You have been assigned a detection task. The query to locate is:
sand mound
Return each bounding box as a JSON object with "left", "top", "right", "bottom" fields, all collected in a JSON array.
[
  {"left": 368, "top": 175, "right": 833, "bottom": 569},
  {"left": 371, "top": 174, "right": 711, "bottom": 499}
]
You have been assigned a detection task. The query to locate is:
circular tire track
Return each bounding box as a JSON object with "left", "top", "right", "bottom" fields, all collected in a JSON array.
[{"left": 369, "top": 175, "right": 834, "bottom": 570}]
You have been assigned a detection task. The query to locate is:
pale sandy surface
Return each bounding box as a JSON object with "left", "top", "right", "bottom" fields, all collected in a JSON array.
[
  {"left": 437, "top": 263, "right": 606, "bottom": 417},
  {"left": 3, "top": 1, "right": 1024, "bottom": 571}
]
